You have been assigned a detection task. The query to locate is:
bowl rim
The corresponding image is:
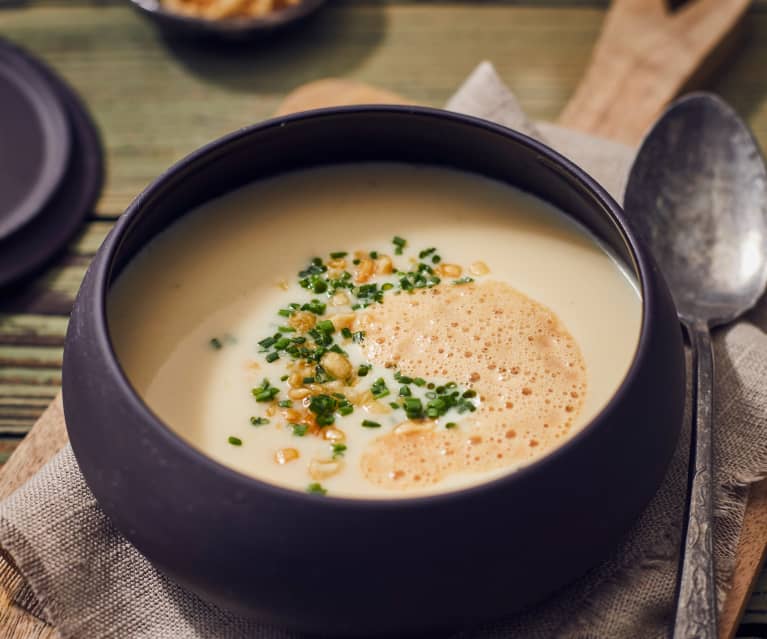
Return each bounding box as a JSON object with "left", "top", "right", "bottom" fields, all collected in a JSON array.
[
  {"left": 127, "top": 0, "right": 327, "bottom": 34},
  {"left": 87, "top": 105, "right": 654, "bottom": 510}
]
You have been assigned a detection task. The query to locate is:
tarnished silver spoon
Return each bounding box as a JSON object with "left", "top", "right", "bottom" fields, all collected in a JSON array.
[{"left": 624, "top": 92, "right": 767, "bottom": 639}]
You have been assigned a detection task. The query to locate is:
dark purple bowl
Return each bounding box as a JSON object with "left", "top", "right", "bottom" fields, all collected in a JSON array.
[{"left": 63, "top": 107, "right": 685, "bottom": 637}]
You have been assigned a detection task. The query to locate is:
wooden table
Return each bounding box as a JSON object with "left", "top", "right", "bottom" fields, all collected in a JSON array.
[{"left": 2, "top": 1, "right": 767, "bottom": 636}]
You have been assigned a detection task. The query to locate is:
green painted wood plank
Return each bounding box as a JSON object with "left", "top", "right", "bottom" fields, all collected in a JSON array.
[
  {"left": 1, "top": 3, "right": 764, "bottom": 222},
  {"left": 0, "top": 385, "right": 59, "bottom": 400},
  {"left": 0, "top": 262, "right": 88, "bottom": 316},
  {"left": 0, "top": 346, "right": 63, "bottom": 369},
  {"left": 0, "top": 368, "right": 61, "bottom": 387},
  {"left": 1, "top": 2, "right": 764, "bottom": 221},
  {"left": 0, "top": 4, "right": 605, "bottom": 216},
  {"left": 19, "top": 0, "right": 767, "bottom": 8},
  {"left": 0, "top": 423, "right": 37, "bottom": 436},
  {"left": 70, "top": 220, "right": 114, "bottom": 255},
  {"left": 0, "top": 315, "right": 69, "bottom": 346}
]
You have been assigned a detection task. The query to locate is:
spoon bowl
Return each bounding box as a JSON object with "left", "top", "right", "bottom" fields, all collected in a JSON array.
[{"left": 625, "top": 93, "right": 767, "bottom": 328}]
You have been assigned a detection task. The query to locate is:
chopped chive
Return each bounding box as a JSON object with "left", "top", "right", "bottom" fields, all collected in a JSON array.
[
  {"left": 277, "top": 326, "right": 295, "bottom": 333},
  {"left": 369, "top": 250, "right": 379, "bottom": 259},
  {"left": 252, "top": 385, "right": 279, "bottom": 402},
  {"left": 419, "top": 247, "right": 437, "bottom": 258},
  {"left": 278, "top": 308, "right": 293, "bottom": 318},
  {"left": 332, "top": 443, "right": 347, "bottom": 459},
  {"left": 273, "top": 337, "right": 291, "bottom": 350},
  {"left": 307, "top": 482, "right": 327, "bottom": 495},
  {"left": 209, "top": 337, "right": 223, "bottom": 350},
  {"left": 330, "top": 251, "right": 348, "bottom": 259},
  {"left": 370, "top": 378, "right": 390, "bottom": 399},
  {"left": 308, "top": 394, "right": 339, "bottom": 427},
  {"left": 462, "top": 389, "right": 477, "bottom": 398},
  {"left": 228, "top": 436, "right": 242, "bottom": 446},
  {"left": 341, "top": 327, "right": 353, "bottom": 339},
  {"left": 399, "top": 385, "right": 412, "bottom": 397},
  {"left": 432, "top": 255, "right": 441, "bottom": 264},
  {"left": 250, "top": 416, "right": 269, "bottom": 426},
  {"left": 413, "top": 377, "right": 426, "bottom": 387},
  {"left": 290, "top": 423, "right": 309, "bottom": 437},
  {"left": 258, "top": 336, "right": 277, "bottom": 348},
  {"left": 317, "top": 414, "right": 335, "bottom": 427},
  {"left": 445, "top": 422, "right": 458, "bottom": 429},
  {"left": 389, "top": 401, "right": 401, "bottom": 410},
  {"left": 279, "top": 400, "right": 292, "bottom": 408},
  {"left": 454, "top": 277, "right": 474, "bottom": 285},
  {"left": 265, "top": 352, "right": 279, "bottom": 363},
  {"left": 352, "top": 259, "right": 361, "bottom": 265},
  {"left": 392, "top": 236, "right": 407, "bottom": 256},
  {"left": 381, "top": 282, "right": 394, "bottom": 291},
  {"left": 404, "top": 397, "right": 424, "bottom": 419},
  {"left": 362, "top": 419, "right": 381, "bottom": 428},
  {"left": 301, "top": 300, "right": 327, "bottom": 315},
  {"left": 357, "top": 364, "right": 371, "bottom": 377},
  {"left": 316, "top": 319, "right": 335, "bottom": 334}
]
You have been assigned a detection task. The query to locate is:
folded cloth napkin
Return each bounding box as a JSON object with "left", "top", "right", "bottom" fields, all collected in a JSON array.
[{"left": 3, "top": 62, "right": 767, "bottom": 639}]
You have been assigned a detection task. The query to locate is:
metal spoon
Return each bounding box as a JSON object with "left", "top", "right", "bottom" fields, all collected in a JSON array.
[{"left": 624, "top": 92, "right": 767, "bottom": 639}]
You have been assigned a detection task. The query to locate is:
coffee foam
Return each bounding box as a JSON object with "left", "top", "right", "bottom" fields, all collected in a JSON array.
[{"left": 359, "top": 281, "right": 587, "bottom": 489}]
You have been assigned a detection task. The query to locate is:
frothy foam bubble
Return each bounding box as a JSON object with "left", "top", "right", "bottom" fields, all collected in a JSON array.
[{"left": 359, "top": 281, "right": 587, "bottom": 489}]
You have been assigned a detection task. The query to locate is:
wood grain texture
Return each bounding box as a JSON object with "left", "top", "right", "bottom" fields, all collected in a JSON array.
[
  {"left": 722, "top": 480, "right": 767, "bottom": 638},
  {"left": 0, "top": 398, "right": 67, "bottom": 638},
  {"left": 2, "top": 2, "right": 767, "bottom": 637},
  {"left": 558, "top": 0, "right": 751, "bottom": 144}
]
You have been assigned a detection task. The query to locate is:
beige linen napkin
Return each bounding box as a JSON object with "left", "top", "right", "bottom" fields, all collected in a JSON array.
[{"left": 2, "top": 62, "right": 767, "bottom": 639}]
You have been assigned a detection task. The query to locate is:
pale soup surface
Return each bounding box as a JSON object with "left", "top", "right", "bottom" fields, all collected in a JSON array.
[{"left": 109, "top": 164, "right": 641, "bottom": 498}]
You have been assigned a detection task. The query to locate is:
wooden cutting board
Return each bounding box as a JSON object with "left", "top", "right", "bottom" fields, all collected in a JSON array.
[{"left": 0, "top": 1, "right": 759, "bottom": 638}]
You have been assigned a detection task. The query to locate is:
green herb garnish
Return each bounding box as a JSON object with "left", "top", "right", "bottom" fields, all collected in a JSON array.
[
  {"left": 308, "top": 394, "right": 340, "bottom": 427},
  {"left": 290, "top": 423, "right": 309, "bottom": 437},
  {"left": 361, "top": 419, "right": 381, "bottom": 428},
  {"left": 370, "top": 378, "right": 390, "bottom": 399},
  {"left": 307, "top": 482, "right": 327, "bottom": 495},
  {"left": 228, "top": 436, "right": 242, "bottom": 446},
  {"left": 250, "top": 417, "right": 269, "bottom": 426},
  {"left": 332, "top": 443, "right": 347, "bottom": 459},
  {"left": 210, "top": 337, "right": 223, "bottom": 350},
  {"left": 316, "top": 319, "right": 335, "bottom": 334},
  {"left": 252, "top": 379, "right": 279, "bottom": 402}
]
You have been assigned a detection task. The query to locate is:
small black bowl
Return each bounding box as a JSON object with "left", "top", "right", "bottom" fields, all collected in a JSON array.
[
  {"left": 127, "top": 0, "right": 326, "bottom": 41},
  {"left": 63, "top": 107, "right": 686, "bottom": 637}
]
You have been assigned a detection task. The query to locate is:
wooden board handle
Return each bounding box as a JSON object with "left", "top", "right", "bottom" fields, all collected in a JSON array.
[{"left": 557, "top": 0, "right": 750, "bottom": 145}]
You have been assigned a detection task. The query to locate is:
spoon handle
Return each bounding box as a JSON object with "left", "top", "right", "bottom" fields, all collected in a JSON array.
[{"left": 674, "top": 322, "right": 717, "bottom": 638}]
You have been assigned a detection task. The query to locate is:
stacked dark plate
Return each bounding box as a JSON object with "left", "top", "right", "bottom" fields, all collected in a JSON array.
[{"left": 0, "top": 38, "right": 103, "bottom": 289}]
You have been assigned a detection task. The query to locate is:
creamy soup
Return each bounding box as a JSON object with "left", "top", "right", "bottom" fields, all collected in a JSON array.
[{"left": 109, "top": 164, "right": 641, "bottom": 498}]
